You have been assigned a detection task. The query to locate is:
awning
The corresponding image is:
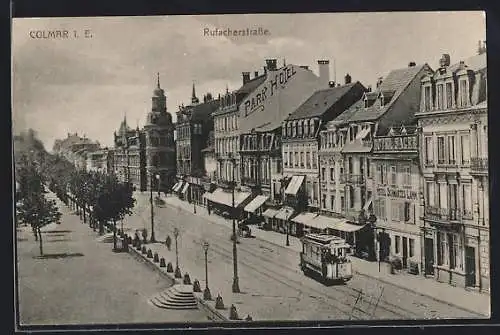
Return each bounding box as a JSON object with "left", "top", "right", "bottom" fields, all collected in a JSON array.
[
  {"left": 262, "top": 208, "right": 279, "bottom": 218},
  {"left": 313, "top": 215, "right": 366, "bottom": 232},
  {"left": 363, "top": 197, "right": 373, "bottom": 211},
  {"left": 284, "top": 175, "right": 305, "bottom": 195},
  {"left": 172, "top": 182, "right": 180, "bottom": 190},
  {"left": 244, "top": 195, "right": 269, "bottom": 213},
  {"left": 181, "top": 183, "right": 190, "bottom": 194},
  {"left": 205, "top": 188, "right": 252, "bottom": 207},
  {"left": 275, "top": 207, "right": 295, "bottom": 220},
  {"left": 173, "top": 181, "right": 184, "bottom": 192},
  {"left": 292, "top": 212, "right": 318, "bottom": 225}
]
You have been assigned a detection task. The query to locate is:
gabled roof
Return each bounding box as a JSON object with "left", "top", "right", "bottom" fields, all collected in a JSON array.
[
  {"left": 237, "top": 75, "right": 267, "bottom": 95},
  {"left": 448, "top": 52, "right": 486, "bottom": 73},
  {"left": 336, "top": 64, "right": 429, "bottom": 123},
  {"left": 285, "top": 82, "right": 361, "bottom": 121},
  {"left": 187, "top": 99, "right": 220, "bottom": 121}
]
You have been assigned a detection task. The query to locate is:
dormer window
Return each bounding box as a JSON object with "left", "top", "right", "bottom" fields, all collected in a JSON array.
[
  {"left": 445, "top": 82, "right": 453, "bottom": 108},
  {"left": 292, "top": 121, "right": 297, "bottom": 137},
  {"left": 379, "top": 93, "right": 385, "bottom": 107},
  {"left": 436, "top": 83, "right": 444, "bottom": 110},
  {"left": 305, "top": 119, "right": 310, "bottom": 136},
  {"left": 459, "top": 79, "right": 469, "bottom": 107},
  {"left": 423, "top": 85, "right": 432, "bottom": 111},
  {"left": 309, "top": 119, "right": 315, "bottom": 135},
  {"left": 298, "top": 120, "right": 303, "bottom": 137},
  {"left": 287, "top": 122, "right": 292, "bottom": 137}
]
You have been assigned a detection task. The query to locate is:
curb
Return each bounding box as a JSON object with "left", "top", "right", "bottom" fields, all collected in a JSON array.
[
  {"left": 163, "top": 198, "right": 490, "bottom": 318},
  {"left": 123, "top": 238, "right": 229, "bottom": 321}
]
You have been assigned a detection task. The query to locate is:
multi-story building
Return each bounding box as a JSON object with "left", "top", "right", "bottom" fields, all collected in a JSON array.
[
  {"left": 174, "top": 85, "right": 219, "bottom": 203},
  {"left": 113, "top": 117, "right": 146, "bottom": 189},
  {"left": 86, "top": 148, "right": 113, "bottom": 174},
  {"left": 53, "top": 132, "right": 100, "bottom": 168},
  {"left": 371, "top": 126, "right": 422, "bottom": 274},
  {"left": 112, "top": 74, "right": 176, "bottom": 192},
  {"left": 143, "top": 74, "right": 177, "bottom": 192},
  {"left": 206, "top": 66, "right": 268, "bottom": 216},
  {"left": 282, "top": 75, "right": 366, "bottom": 236},
  {"left": 200, "top": 130, "right": 217, "bottom": 206},
  {"left": 318, "top": 62, "right": 432, "bottom": 258},
  {"left": 416, "top": 48, "right": 488, "bottom": 291},
  {"left": 237, "top": 59, "right": 331, "bottom": 229}
]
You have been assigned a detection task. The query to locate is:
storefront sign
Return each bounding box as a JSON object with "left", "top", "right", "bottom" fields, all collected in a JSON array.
[
  {"left": 244, "top": 65, "right": 297, "bottom": 117},
  {"left": 376, "top": 186, "right": 418, "bottom": 200}
]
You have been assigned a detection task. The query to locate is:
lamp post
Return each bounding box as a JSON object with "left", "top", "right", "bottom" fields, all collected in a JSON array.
[
  {"left": 174, "top": 227, "right": 181, "bottom": 276},
  {"left": 202, "top": 240, "right": 212, "bottom": 300},
  {"left": 192, "top": 176, "right": 197, "bottom": 214},
  {"left": 156, "top": 173, "right": 160, "bottom": 198},
  {"left": 476, "top": 201, "right": 482, "bottom": 291},
  {"left": 285, "top": 208, "right": 290, "bottom": 246},
  {"left": 228, "top": 153, "right": 240, "bottom": 293},
  {"left": 420, "top": 190, "right": 426, "bottom": 276},
  {"left": 149, "top": 172, "right": 156, "bottom": 243}
]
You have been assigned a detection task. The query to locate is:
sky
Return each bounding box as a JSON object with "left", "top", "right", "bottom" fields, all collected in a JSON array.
[{"left": 12, "top": 12, "right": 486, "bottom": 150}]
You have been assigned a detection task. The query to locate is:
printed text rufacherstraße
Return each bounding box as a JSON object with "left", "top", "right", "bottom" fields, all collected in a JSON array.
[{"left": 203, "top": 27, "right": 270, "bottom": 37}]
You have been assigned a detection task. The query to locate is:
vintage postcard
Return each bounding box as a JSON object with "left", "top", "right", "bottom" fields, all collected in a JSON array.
[{"left": 12, "top": 12, "right": 489, "bottom": 329}]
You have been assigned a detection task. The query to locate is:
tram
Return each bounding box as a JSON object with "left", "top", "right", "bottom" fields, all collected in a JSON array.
[{"left": 299, "top": 233, "right": 353, "bottom": 284}]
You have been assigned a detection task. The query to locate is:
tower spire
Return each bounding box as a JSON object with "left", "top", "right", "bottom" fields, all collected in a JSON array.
[
  {"left": 283, "top": 57, "right": 286, "bottom": 66},
  {"left": 157, "top": 72, "right": 160, "bottom": 88},
  {"left": 191, "top": 82, "right": 199, "bottom": 104},
  {"left": 226, "top": 84, "right": 229, "bottom": 94}
]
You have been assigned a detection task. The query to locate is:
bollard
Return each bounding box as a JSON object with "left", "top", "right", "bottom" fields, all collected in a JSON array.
[
  {"left": 166, "top": 262, "right": 174, "bottom": 273},
  {"left": 174, "top": 266, "right": 182, "bottom": 279},
  {"left": 153, "top": 252, "right": 159, "bottom": 263},
  {"left": 147, "top": 249, "right": 153, "bottom": 258},
  {"left": 193, "top": 279, "right": 201, "bottom": 292},
  {"left": 229, "top": 304, "right": 239, "bottom": 320},
  {"left": 159, "top": 258, "right": 166, "bottom": 267},
  {"left": 215, "top": 294, "right": 224, "bottom": 309},
  {"left": 142, "top": 246, "right": 147, "bottom": 254},
  {"left": 245, "top": 314, "right": 253, "bottom": 321},
  {"left": 183, "top": 273, "right": 191, "bottom": 285},
  {"left": 203, "top": 286, "right": 212, "bottom": 301}
]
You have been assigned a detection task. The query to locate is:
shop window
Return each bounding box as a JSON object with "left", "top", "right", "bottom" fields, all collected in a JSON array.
[{"left": 395, "top": 236, "right": 401, "bottom": 254}]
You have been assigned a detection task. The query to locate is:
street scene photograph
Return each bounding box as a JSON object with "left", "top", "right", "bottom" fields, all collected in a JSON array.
[{"left": 12, "top": 11, "right": 489, "bottom": 329}]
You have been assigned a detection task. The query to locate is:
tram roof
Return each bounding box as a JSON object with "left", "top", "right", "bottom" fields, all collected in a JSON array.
[{"left": 302, "top": 233, "right": 349, "bottom": 246}]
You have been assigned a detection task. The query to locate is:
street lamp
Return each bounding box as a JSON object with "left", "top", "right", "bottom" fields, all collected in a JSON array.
[
  {"left": 202, "top": 240, "right": 212, "bottom": 300},
  {"left": 173, "top": 227, "right": 181, "bottom": 278},
  {"left": 285, "top": 208, "right": 291, "bottom": 246},
  {"left": 149, "top": 172, "right": 156, "bottom": 243},
  {"left": 228, "top": 152, "right": 240, "bottom": 293},
  {"left": 156, "top": 173, "right": 160, "bottom": 198}
]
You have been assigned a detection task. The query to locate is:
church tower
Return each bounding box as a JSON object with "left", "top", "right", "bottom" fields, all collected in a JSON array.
[{"left": 143, "top": 73, "right": 176, "bottom": 192}]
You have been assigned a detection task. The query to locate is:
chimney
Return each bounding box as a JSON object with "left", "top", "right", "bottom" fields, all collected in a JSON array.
[
  {"left": 265, "top": 59, "right": 277, "bottom": 71},
  {"left": 317, "top": 60, "right": 330, "bottom": 88},
  {"left": 367, "top": 85, "right": 372, "bottom": 92},
  {"left": 328, "top": 81, "right": 335, "bottom": 88},
  {"left": 254, "top": 71, "right": 259, "bottom": 78},
  {"left": 478, "top": 40, "right": 487, "bottom": 55},
  {"left": 439, "top": 54, "right": 451, "bottom": 68},
  {"left": 344, "top": 73, "right": 352, "bottom": 85},
  {"left": 376, "top": 77, "right": 383, "bottom": 89},
  {"left": 242, "top": 72, "right": 251, "bottom": 85},
  {"left": 408, "top": 61, "right": 416, "bottom": 67}
]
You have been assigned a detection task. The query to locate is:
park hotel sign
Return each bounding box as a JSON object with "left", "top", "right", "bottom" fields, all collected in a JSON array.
[{"left": 376, "top": 186, "right": 418, "bottom": 200}]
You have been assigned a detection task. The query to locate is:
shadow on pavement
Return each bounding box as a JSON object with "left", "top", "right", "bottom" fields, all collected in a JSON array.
[
  {"left": 46, "top": 238, "right": 73, "bottom": 243},
  {"left": 33, "top": 252, "right": 84, "bottom": 260}
]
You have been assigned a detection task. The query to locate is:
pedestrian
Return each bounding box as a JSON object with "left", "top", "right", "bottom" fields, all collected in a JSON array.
[
  {"left": 142, "top": 228, "right": 148, "bottom": 244},
  {"left": 166, "top": 235, "right": 172, "bottom": 251},
  {"left": 207, "top": 204, "right": 211, "bottom": 215}
]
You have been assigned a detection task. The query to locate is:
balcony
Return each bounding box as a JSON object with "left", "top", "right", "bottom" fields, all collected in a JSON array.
[
  {"left": 340, "top": 174, "right": 365, "bottom": 185},
  {"left": 470, "top": 157, "right": 488, "bottom": 174},
  {"left": 424, "top": 206, "right": 462, "bottom": 228},
  {"left": 241, "top": 177, "right": 260, "bottom": 187}
]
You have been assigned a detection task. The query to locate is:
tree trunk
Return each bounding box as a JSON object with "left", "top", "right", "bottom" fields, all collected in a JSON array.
[
  {"left": 37, "top": 228, "right": 43, "bottom": 256},
  {"left": 99, "top": 220, "right": 104, "bottom": 235},
  {"left": 83, "top": 205, "right": 86, "bottom": 223},
  {"left": 113, "top": 219, "right": 117, "bottom": 250},
  {"left": 33, "top": 227, "right": 38, "bottom": 241}
]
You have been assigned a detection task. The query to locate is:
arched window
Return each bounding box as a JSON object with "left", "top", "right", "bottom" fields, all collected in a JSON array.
[
  {"left": 309, "top": 119, "right": 315, "bottom": 135},
  {"left": 298, "top": 120, "right": 303, "bottom": 137}
]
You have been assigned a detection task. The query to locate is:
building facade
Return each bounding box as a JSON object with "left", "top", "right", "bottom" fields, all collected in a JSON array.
[
  {"left": 318, "top": 62, "right": 432, "bottom": 258},
  {"left": 416, "top": 50, "right": 488, "bottom": 291},
  {"left": 371, "top": 126, "right": 422, "bottom": 274},
  {"left": 53, "top": 132, "right": 100, "bottom": 169},
  {"left": 143, "top": 74, "right": 176, "bottom": 192},
  {"left": 175, "top": 85, "right": 219, "bottom": 203}
]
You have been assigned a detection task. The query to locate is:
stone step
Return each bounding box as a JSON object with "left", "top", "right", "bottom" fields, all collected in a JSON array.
[
  {"left": 158, "top": 290, "right": 197, "bottom": 303},
  {"left": 150, "top": 296, "right": 198, "bottom": 310}
]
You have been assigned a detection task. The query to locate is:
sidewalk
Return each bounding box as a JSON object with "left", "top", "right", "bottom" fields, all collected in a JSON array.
[{"left": 158, "top": 194, "right": 490, "bottom": 317}]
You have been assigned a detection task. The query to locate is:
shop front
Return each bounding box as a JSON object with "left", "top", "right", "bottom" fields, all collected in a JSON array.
[
  {"left": 203, "top": 187, "right": 253, "bottom": 220},
  {"left": 243, "top": 195, "right": 269, "bottom": 225}
]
